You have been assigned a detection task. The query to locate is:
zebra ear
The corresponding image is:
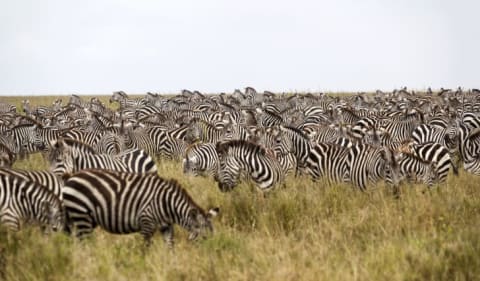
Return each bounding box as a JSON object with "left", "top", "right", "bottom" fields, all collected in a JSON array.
[{"left": 207, "top": 207, "right": 219, "bottom": 218}]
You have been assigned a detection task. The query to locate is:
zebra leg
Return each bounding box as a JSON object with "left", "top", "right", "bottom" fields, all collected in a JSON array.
[
  {"left": 138, "top": 214, "right": 156, "bottom": 247},
  {"left": 68, "top": 212, "right": 96, "bottom": 239},
  {"left": 159, "top": 224, "right": 174, "bottom": 249}
]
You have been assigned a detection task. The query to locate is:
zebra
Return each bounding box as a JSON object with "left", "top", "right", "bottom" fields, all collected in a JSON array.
[
  {"left": 185, "top": 118, "right": 232, "bottom": 144},
  {"left": 62, "top": 169, "right": 219, "bottom": 247},
  {"left": 0, "top": 173, "right": 65, "bottom": 231},
  {"left": 0, "top": 102, "right": 16, "bottom": 114},
  {"left": 305, "top": 142, "right": 350, "bottom": 184},
  {"left": 347, "top": 144, "right": 401, "bottom": 191},
  {"left": 215, "top": 140, "right": 285, "bottom": 192},
  {"left": 183, "top": 142, "right": 219, "bottom": 178},
  {"left": 397, "top": 141, "right": 457, "bottom": 183},
  {"left": 411, "top": 124, "right": 456, "bottom": 149},
  {"left": 250, "top": 126, "right": 297, "bottom": 176},
  {"left": 4, "top": 124, "right": 46, "bottom": 157},
  {"left": 0, "top": 168, "right": 64, "bottom": 199},
  {"left": 93, "top": 132, "right": 125, "bottom": 155},
  {"left": 397, "top": 153, "right": 437, "bottom": 187},
  {"left": 278, "top": 125, "right": 314, "bottom": 176},
  {"left": 110, "top": 91, "right": 147, "bottom": 109},
  {"left": 48, "top": 138, "right": 157, "bottom": 176},
  {"left": 456, "top": 124, "right": 480, "bottom": 175}
]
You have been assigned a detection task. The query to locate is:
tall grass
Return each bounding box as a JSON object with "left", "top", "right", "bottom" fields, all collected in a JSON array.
[{"left": 1, "top": 96, "right": 479, "bottom": 280}]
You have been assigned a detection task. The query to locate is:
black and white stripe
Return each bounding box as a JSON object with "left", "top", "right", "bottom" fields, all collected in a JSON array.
[
  {"left": 62, "top": 169, "right": 218, "bottom": 247},
  {"left": 215, "top": 140, "right": 284, "bottom": 192},
  {"left": 0, "top": 173, "right": 65, "bottom": 231}
]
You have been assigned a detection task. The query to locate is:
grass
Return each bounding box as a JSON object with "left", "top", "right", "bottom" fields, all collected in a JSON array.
[{"left": 1, "top": 96, "right": 480, "bottom": 280}]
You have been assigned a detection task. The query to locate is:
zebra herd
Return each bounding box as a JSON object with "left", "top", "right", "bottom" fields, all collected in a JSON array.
[{"left": 1, "top": 87, "right": 480, "bottom": 246}]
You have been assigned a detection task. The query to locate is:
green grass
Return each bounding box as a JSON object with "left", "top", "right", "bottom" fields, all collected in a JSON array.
[{"left": 1, "top": 96, "right": 480, "bottom": 281}]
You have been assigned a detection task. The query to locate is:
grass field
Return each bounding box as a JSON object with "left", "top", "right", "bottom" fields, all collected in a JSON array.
[{"left": 1, "top": 96, "right": 479, "bottom": 281}]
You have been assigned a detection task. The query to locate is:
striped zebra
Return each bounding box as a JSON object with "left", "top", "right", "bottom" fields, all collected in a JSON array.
[
  {"left": 215, "top": 140, "right": 285, "bottom": 192},
  {"left": 48, "top": 138, "right": 157, "bottom": 176},
  {"left": 185, "top": 118, "right": 232, "bottom": 144},
  {"left": 411, "top": 124, "right": 456, "bottom": 149},
  {"left": 0, "top": 168, "right": 64, "bottom": 199},
  {"left": 456, "top": 124, "right": 480, "bottom": 175},
  {"left": 278, "top": 125, "right": 314, "bottom": 176},
  {"left": 305, "top": 142, "right": 350, "bottom": 184},
  {"left": 110, "top": 91, "right": 147, "bottom": 109},
  {"left": 183, "top": 142, "right": 219, "bottom": 178},
  {"left": 93, "top": 132, "right": 125, "bottom": 155},
  {"left": 251, "top": 127, "right": 297, "bottom": 176},
  {"left": 0, "top": 102, "right": 16, "bottom": 114},
  {"left": 347, "top": 144, "right": 401, "bottom": 191},
  {"left": 397, "top": 153, "right": 437, "bottom": 187},
  {"left": 62, "top": 169, "right": 219, "bottom": 247},
  {"left": 0, "top": 173, "right": 65, "bottom": 231},
  {"left": 398, "top": 141, "right": 457, "bottom": 183},
  {"left": 4, "top": 124, "right": 46, "bottom": 157}
]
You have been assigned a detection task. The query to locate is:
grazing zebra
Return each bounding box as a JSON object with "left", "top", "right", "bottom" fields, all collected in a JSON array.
[
  {"left": 215, "top": 140, "right": 284, "bottom": 192},
  {"left": 0, "top": 168, "right": 64, "bottom": 199},
  {"left": 347, "top": 144, "right": 401, "bottom": 190},
  {"left": 398, "top": 141, "right": 457, "bottom": 183},
  {"left": 49, "top": 139, "right": 157, "bottom": 176},
  {"left": 0, "top": 174, "right": 65, "bottom": 231},
  {"left": 183, "top": 142, "right": 219, "bottom": 178},
  {"left": 62, "top": 169, "right": 219, "bottom": 247}
]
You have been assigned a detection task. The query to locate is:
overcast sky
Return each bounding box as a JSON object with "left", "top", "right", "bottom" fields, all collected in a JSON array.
[{"left": 0, "top": 0, "right": 478, "bottom": 95}]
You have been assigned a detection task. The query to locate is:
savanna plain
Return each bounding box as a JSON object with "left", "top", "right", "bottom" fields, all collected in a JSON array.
[{"left": 0, "top": 96, "right": 479, "bottom": 281}]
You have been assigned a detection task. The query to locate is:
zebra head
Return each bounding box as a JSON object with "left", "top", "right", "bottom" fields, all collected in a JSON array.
[
  {"left": 186, "top": 207, "right": 219, "bottom": 241},
  {"left": 380, "top": 147, "right": 402, "bottom": 190},
  {"left": 39, "top": 200, "right": 66, "bottom": 232},
  {"left": 48, "top": 138, "right": 75, "bottom": 176},
  {"left": 215, "top": 141, "right": 241, "bottom": 191},
  {"left": 183, "top": 154, "right": 199, "bottom": 176}
]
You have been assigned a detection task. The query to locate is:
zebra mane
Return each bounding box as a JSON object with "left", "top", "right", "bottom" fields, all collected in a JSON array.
[{"left": 216, "top": 139, "right": 268, "bottom": 156}]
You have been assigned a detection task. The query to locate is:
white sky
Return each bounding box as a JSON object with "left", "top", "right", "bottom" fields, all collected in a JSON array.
[{"left": 0, "top": 0, "right": 478, "bottom": 95}]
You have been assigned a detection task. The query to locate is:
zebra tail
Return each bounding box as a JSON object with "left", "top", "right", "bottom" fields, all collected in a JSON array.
[{"left": 452, "top": 161, "right": 459, "bottom": 176}]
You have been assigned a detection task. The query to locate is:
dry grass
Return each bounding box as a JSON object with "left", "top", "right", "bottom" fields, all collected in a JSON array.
[{"left": 0, "top": 96, "right": 479, "bottom": 281}]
